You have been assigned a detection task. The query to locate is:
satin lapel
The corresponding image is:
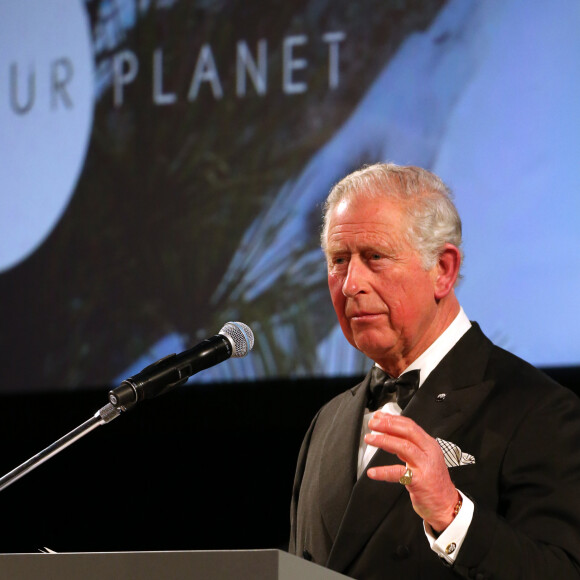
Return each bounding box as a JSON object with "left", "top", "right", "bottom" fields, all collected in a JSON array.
[
  {"left": 319, "top": 371, "right": 370, "bottom": 542},
  {"left": 327, "top": 324, "right": 495, "bottom": 572}
]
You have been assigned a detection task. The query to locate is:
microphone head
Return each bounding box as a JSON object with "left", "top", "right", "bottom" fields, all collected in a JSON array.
[{"left": 219, "top": 322, "right": 254, "bottom": 358}]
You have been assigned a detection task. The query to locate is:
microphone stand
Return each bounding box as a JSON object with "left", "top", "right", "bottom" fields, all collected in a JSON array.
[{"left": 0, "top": 402, "right": 122, "bottom": 494}]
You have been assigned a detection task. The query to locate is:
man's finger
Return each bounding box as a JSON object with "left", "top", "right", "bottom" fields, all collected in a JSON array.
[
  {"left": 369, "top": 413, "right": 437, "bottom": 453},
  {"left": 364, "top": 432, "right": 419, "bottom": 465},
  {"left": 366, "top": 464, "right": 408, "bottom": 483}
]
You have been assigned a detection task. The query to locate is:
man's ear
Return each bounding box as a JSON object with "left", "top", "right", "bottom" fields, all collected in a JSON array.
[{"left": 434, "top": 244, "right": 462, "bottom": 300}]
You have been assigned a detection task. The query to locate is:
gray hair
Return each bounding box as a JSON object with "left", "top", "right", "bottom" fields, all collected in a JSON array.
[{"left": 321, "top": 162, "right": 464, "bottom": 273}]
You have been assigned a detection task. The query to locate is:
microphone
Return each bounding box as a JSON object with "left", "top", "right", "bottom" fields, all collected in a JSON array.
[{"left": 109, "top": 322, "right": 254, "bottom": 409}]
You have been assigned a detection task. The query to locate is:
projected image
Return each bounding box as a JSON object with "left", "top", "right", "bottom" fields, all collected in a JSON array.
[{"left": 0, "top": 0, "right": 578, "bottom": 393}]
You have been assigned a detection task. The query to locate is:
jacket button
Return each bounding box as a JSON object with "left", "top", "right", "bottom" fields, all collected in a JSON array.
[
  {"left": 302, "top": 549, "right": 312, "bottom": 561},
  {"left": 395, "top": 545, "right": 411, "bottom": 559}
]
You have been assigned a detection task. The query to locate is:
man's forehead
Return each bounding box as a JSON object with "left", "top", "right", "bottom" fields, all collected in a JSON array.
[{"left": 326, "top": 224, "right": 402, "bottom": 251}]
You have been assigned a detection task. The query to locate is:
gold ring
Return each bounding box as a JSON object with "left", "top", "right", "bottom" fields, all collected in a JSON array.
[{"left": 399, "top": 467, "right": 413, "bottom": 485}]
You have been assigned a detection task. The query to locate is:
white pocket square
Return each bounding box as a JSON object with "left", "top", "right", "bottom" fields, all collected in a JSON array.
[{"left": 436, "top": 438, "right": 476, "bottom": 468}]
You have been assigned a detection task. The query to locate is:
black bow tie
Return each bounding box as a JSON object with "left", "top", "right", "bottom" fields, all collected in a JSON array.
[{"left": 367, "top": 367, "right": 421, "bottom": 412}]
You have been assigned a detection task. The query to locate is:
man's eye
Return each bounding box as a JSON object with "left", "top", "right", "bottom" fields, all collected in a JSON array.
[
  {"left": 370, "top": 253, "right": 382, "bottom": 260},
  {"left": 329, "top": 256, "right": 348, "bottom": 267}
]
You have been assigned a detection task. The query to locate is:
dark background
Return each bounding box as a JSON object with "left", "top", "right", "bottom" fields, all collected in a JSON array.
[{"left": 0, "top": 376, "right": 347, "bottom": 553}]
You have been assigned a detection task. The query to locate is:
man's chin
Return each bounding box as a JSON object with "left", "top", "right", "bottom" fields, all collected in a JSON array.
[{"left": 352, "top": 333, "right": 395, "bottom": 362}]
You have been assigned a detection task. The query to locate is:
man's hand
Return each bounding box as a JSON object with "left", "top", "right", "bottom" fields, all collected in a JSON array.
[{"left": 365, "top": 412, "right": 459, "bottom": 532}]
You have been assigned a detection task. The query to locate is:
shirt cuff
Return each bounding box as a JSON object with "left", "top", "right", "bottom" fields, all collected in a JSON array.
[{"left": 424, "top": 490, "right": 474, "bottom": 564}]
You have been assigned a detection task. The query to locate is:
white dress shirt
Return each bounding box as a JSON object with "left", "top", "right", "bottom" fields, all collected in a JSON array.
[{"left": 357, "top": 307, "right": 474, "bottom": 564}]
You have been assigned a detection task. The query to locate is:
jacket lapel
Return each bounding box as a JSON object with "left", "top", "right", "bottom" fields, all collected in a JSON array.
[
  {"left": 326, "top": 324, "right": 496, "bottom": 572},
  {"left": 327, "top": 445, "right": 406, "bottom": 571},
  {"left": 318, "top": 371, "right": 370, "bottom": 542}
]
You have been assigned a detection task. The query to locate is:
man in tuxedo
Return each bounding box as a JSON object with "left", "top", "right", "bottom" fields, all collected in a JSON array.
[{"left": 289, "top": 163, "right": 580, "bottom": 579}]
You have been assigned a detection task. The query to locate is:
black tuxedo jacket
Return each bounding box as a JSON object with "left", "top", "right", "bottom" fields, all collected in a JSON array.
[{"left": 289, "top": 324, "right": 580, "bottom": 579}]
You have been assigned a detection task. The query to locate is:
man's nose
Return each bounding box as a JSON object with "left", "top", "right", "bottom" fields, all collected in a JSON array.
[{"left": 342, "top": 256, "right": 367, "bottom": 297}]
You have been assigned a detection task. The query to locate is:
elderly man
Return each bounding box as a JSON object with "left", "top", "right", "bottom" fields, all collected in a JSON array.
[{"left": 289, "top": 163, "right": 580, "bottom": 579}]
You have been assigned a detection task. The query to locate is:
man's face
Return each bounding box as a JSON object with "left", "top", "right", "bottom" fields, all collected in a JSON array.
[{"left": 325, "top": 194, "right": 441, "bottom": 373}]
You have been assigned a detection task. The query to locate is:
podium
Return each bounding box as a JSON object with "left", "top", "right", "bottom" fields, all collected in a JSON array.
[{"left": 0, "top": 549, "right": 350, "bottom": 579}]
